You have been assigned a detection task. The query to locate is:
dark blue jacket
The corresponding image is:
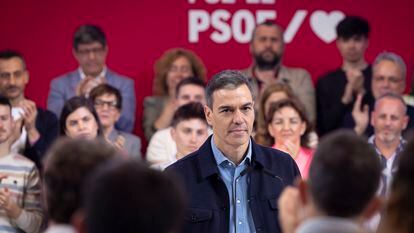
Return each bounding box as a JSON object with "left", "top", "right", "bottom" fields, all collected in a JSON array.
[{"left": 166, "top": 136, "right": 300, "bottom": 233}]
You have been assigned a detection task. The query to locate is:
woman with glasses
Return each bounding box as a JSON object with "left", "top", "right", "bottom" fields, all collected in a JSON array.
[
  {"left": 142, "top": 48, "right": 206, "bottom": 140},
  {"left": 89, "top": 84, "right": 142, "bottom": 159}
]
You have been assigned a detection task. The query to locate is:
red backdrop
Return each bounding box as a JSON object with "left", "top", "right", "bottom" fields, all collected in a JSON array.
[{"left": 1, "top": 0, "right": 414, "bottom": 141}]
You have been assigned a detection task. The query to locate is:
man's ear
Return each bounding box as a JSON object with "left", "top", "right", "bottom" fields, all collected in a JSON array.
[
  {"left": 71, "top": 209, "right": 86, "bottom": 233},
  {"left": 204, "top": 105, "right": 213, "bottom": 127},
  {"left": 360, "top": 196, "right": 382, "bottom": 221}
]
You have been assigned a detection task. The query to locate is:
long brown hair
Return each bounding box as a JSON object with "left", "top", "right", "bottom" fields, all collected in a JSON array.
[
  {"left": 255, "top": 83, "right": 295, "bottom": 146},
  {"left": 153, "top": 48, "right": 206, "bottom": 96}
]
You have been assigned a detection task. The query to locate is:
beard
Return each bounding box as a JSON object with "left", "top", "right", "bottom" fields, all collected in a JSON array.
[{"left": 254, "top": 50, "right": 281, "bottom": 70}]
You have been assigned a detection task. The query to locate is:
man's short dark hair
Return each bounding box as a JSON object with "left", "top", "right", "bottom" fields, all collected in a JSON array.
[
  {"left": 84, "top": 160, "right": 186, "bottom": 233},
  {"left": 336, "top": 16, "right": 370, "bottom": 39},
  {"left": 73, "top": 24, "right": 107, "bottom": 50},
  {"left": 43, "top": 138, "right": 117, "bottom": 224},
  {"left": 175, "top": 77, "right": 206, "bottom": 98},
  {"left": 89, "top": 84, "right": 123, "bottom": 110},
  {"left": 205, "top": 70, "right": 255, "bottom": 108},
  {"left": 171, "top": 102, "right": 207, "bottom": 128},
  {"left": 0, "top": 95, "right": 12, "bottom": 110},
  {"left": 308, "top": 130, "right": 381, "bottom": 217},
  {"left": 0, "top": 49, "right": 26, "bottom": 69},
  {"left": 250, "top": 21, "right": 283, "bottom": 43}
]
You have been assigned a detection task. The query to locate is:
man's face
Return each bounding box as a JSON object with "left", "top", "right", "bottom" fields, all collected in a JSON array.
[
  {"left": 204, "top": 84, "right": 254, "bottom": 150},
  {"left": 171, "top": 118, "right": 208, "bottom": 157},
  {"left": 250, "top": 25, "right": 284, "bottom": 70},
  {"left": 371, "top": 98, "right": 408, "bottom": 144},
  {"left": 65, "top": 107, "right": 99, "bottom": 140},
  {"left": 336, "top": 35, "right": 368, "bottom": 63},
  {"left": 176, "top": 84, "right": 206, "bottom": 106},
  {"left": 73, "top": 42, "right": 108, "bottom": 77},
  {"left": 0, "top": 57, "right": 29, "bottom": 100},
  {"left": 0, "top": 105, "right": 13, "bottom": 143},
  {"left": 93, "top": 93, "right": 120, "bottom": 128},
  {"left": 372, "top": 60, "right": 405, "bottom": 99}
]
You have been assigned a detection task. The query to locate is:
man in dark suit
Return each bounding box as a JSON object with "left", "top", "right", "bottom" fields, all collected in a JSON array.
[
  {"left": 166, "top": 70, "right": 300, "bottom": 233},
  {"left": 0, "top": 50, "right": 58, "bottom": 170},
  {"left": 47, "top": 24, "right": 136, "bottom": 132}
]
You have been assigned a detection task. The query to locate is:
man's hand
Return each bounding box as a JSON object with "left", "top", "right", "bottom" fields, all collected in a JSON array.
[
  {"left": 20, "top": 100, "right": 40, "bottom": 145},
  {"left": 342, "top": 69, "right": 365, "bottom": 104},
  {"left": 0, "top": 174, "right": 21, "bottom": 219},
  {"left": 8, "top": 118, "right": 23, "bottom": 148},
  {"left": 278, "top": 186, "right": 302, "bottom": 233},
  {"left": 352, "top": 94, "right": 369, "bottom": 135},
  {"left": 76, "top": 76, "right": 106, "bottom": 97}
]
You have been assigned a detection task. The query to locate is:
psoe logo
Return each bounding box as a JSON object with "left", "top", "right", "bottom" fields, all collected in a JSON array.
[{"left": 188, "top": 8, "right": 345, "bottom": 44}]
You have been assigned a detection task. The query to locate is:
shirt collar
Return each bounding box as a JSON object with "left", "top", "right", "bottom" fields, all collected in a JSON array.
[
  {"left": 211, "top": 136, "right": 252, "bottom": 167},
  {"left": 368, "top": 135, "right": 406, "bottom": 156},
  {"left": 78, "top": 66, "right": 107, "bottom": 80}
]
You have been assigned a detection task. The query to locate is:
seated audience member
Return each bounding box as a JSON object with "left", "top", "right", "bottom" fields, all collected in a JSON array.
[
  {"left": 266, "top": 99, "right": 314, "bottom": 178},
  {"left": 47, "top": 24, "right": 136, "bottom": 132},
  {"left": 242, "top": 21, "right": 315, "bottom": 122},
  {"left": 316, "top": 16, "right": 372, "bottom": 136},
  {"left": 278, "top": 130, "right": 381, "bottom": 233},
  {"left": 378, "top": 139, "right": 414, "bottom": 233},
  {"left": 143, "top": 48, "right": 206, "bottom": 140},
  {"left": 0, "top": 96, "right": 43, "bottom": 233},
  {"left": 255, "top": 83, "right": 296, "bottom": 145},
  {"left": 43, "top": 138, "right": 118, "bottom": 233},
  {"left": 368, "top": 93, "right": 408, "bottom": 197},
  {"left": 151, "top": 102, "right": 209, "bottom": 170},
  {"left": 345, "top": 52, "right": 414, "bottom": 136},
  {"left": 79, "top": 160, "right": 185, "bottom": 233},
  {"left": 89, "top": 84, "right": 142, "bottom": 159},
  {"left": 255, "top": 83, "right": 317, "bottom": 148},
  {"left": 0, "top": 50, "right": 58, "bottom": 170},
  {"left": 59, "top": 96, "right": 102, "bottom": 139},
  {"left": 146, "top": 77, "right": 207, "bottom": 166}
]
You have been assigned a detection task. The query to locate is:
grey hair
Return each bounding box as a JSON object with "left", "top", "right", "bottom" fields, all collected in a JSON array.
[
  {"left": 205, "top": 70, "right": 255, "bottom": 108},
  {"left": 374, "top": 52, "right": 407, "bottom": 81}
]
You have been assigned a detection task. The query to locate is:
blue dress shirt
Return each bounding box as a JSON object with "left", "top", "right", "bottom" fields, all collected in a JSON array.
[{"left": 211, "top": 137, "right": 256, "bottom": 233}]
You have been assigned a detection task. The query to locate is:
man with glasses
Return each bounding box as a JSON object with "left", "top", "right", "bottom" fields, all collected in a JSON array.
[
  {"left": 344, "top": 52, "right": 414, "bottom": 136},
  {"left": 89, "top": 84, "right": 141, "bottom": 159},
  {"left": 0, "top": 50, "right": 58, "bottom": 170},
  {"left": 47, "top": 24, "right": 136, "bottom": 132}
]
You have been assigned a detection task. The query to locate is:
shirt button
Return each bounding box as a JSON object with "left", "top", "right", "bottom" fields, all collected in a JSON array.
[
  {"left": 238, "top": 221, "right": 242, "bottom": 225},
  {"left": 237, "top": 199, "right": 241, "bottom": 204}
]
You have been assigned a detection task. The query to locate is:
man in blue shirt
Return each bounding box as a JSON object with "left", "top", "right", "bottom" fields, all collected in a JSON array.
[{"left": 166, "top": 70, "right": 300, "bottom": 233}]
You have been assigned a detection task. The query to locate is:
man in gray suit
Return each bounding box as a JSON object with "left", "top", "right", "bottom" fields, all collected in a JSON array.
[
  {"left": 278, "top": 130, "right": 381, "bottom": 233},
  {"left": 47, "top": 24, "right": 136, "bottom": 132},
  {"left": 89, "top": 84, "right": 141, "bottom": 159}
]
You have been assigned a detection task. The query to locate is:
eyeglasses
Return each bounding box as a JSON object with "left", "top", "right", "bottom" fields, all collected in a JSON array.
[
  {"left": 373, "top": 76, "right": 403, "bottom": 84},
  {"left": 76, "top": 47, "right": 106, "bottom": 56},
  {"left": 94, "top": 100, "right": 118, "bottom": 109},
  {"left": 0, "top": 70, "right": 26, "bottom": 80}
]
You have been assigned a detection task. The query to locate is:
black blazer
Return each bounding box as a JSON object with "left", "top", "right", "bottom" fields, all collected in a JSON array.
[{"left": 166, "top": 136, "right": 300, "bottom": 233}]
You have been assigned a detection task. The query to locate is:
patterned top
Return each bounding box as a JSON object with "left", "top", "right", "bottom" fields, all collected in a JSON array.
[{"left": 0, "top": 153, "right": 43, "bottom": 233}]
